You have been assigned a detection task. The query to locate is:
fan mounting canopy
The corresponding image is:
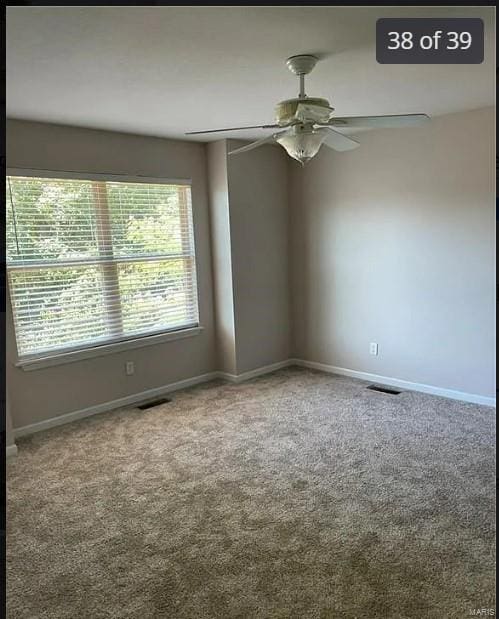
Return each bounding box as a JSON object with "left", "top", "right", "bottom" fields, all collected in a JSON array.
[{"left": 286, "top": 55, "right": 319, "bottom": 76}]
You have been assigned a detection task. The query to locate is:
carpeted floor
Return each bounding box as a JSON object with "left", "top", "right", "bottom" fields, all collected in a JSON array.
[{"left": 7, "top": 367, "right": 496, "bottom": 618}]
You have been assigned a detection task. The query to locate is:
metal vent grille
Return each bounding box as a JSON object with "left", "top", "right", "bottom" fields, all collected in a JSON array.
[
  {"left": 137, "top": 397, "right": 171, "bottom": 410},
  {"left": 367, "top": 385, "right": 401, "bottom": 395}
]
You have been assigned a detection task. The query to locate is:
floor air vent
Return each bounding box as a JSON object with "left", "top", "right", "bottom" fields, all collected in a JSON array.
[
  {"left": 367, "top": 385, "right": 401, "bottom": 395},
  {"left": 137, "top": 397, "right": 171, "bottom": 410}
]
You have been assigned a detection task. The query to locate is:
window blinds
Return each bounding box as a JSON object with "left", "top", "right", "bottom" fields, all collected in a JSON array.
[{"left": 6, "top": 175, "right": 199, "bottom": 358}]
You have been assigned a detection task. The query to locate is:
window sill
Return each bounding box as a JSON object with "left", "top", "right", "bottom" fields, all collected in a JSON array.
[{"left": 15, "top": 326, "right": 204, "bottom": 372}]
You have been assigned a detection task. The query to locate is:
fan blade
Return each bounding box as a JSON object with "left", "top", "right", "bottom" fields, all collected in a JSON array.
[
  {"left": 327, "top": 113, "right": 430, "bottom": 129},
  {"left": 228, "top": 132, "right": 286, "bottom": 156},
  {"left": 322, "top": 128, "right": 360, "bottom": 152},
  {"left": 185, "top": 124, "right": 281, "bottom": 135}
]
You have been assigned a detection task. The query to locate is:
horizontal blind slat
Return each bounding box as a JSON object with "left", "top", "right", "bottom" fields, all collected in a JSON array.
[
  {"left": 19, "top": 323, "right": 200, "bottom": 361},
  {"left": 7, "top": 175, "right": 199, "bottom": 357}
]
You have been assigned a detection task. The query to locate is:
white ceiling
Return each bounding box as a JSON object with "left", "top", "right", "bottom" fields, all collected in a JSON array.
[{"left": 6, "top": 6, "right": 496, "bottom": 142}]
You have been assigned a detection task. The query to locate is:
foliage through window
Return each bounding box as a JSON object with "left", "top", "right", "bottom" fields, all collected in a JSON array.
[{"left": 6, "top": 175, "right": 199, "bottom": 358}]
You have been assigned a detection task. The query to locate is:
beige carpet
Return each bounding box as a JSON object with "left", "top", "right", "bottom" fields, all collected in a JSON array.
[{"left": 7, "top": 367, "right": 496, "bottom": 618}]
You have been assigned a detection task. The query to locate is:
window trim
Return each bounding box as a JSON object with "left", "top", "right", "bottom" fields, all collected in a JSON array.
[
  {"left": 15, "top": 326, "right": 204, "bottom": 372},
  {"left": 7, "top": 168, "right": 202, "bottom": 368},
  {"left": 7, "top": 168, "right": 192, "bottom": 186}
]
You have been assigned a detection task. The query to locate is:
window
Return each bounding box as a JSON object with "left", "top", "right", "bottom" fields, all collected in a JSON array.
[{"left": 6, "top": 174, "right": 199, "bottom": 360}]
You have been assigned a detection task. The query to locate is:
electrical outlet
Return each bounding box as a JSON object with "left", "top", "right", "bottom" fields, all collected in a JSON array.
[
  {"left": 369, "top": 342, "right": 378, "bottom": 356},
  {"left": 125, "top": 361, "right": 135, "bottom": 376}
]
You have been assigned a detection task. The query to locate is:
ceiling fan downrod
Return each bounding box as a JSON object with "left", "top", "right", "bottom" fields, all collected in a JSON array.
[{"left": 285, "top": 54, "right": 318, "bottom": 99}]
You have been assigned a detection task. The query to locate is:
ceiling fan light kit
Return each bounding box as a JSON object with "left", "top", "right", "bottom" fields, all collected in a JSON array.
[
  {"left": 275, "top": 125, "right": 328, "bottom": 165},
  {"left": 186, "top": 54, "right": 430, "bottom": 165}
]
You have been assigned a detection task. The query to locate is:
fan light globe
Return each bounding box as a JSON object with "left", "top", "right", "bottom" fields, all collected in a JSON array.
[{"left": 276, "top": 127, "right": 327, "bottom": 165}]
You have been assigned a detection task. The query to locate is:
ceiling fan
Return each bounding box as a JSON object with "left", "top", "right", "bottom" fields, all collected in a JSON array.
[{"left": 186, "top": 54, "right": 430, "bottom": 165}]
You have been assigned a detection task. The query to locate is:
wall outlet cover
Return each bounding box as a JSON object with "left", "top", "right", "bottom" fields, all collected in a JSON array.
[{"left": 125, "top": 361, "right": 135, "bottom": 375}]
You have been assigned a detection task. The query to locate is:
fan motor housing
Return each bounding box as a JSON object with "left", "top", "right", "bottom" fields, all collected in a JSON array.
[{"left": 275, "top": 97, "right": 332, "bottom": 125}]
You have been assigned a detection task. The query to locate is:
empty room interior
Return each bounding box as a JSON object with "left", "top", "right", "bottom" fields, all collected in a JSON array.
[{"left": 5, "top": 6, "right": 496, "bottom": 619}]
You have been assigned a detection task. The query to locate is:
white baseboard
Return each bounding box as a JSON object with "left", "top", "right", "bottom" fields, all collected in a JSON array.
[
  {"left": 219, "top": 359, "right": 293, "bottom": 384},
  {"left": 292, "top": 359, "right": 496, "bottom": 407},
  {"left": 13, "top": 371, "right": 219, "bottom": 439},
  {"left": 13, "top": 361, "right": 294, "bottom": 439},
  {"left": 12, "top": 356, "right": 495, "bottom": 440},
  {"left": 12, "top": 361, "right": 294, "bottom": 439},
  {"left": 6, "top": 444, "right": 18, "bottom": 458}
]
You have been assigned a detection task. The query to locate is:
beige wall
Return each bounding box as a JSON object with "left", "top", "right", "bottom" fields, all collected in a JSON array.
[
  {"left": 290, "top": 107, "right": 495, "bottom": 398},
  {"left": 6, "top": 120, "right": 218, "bottom": 428},
  {"left": 6, "top": 122, "right": 293, "bottom": 429},
  {"left": 207, "top": 140, "right": 237, "bottom": 374},
  {"left": 227, "top": 140, "right": 291, "bottom": 373},
  {"left": 6, "top": 108, "right": 495, "bottom": 431},
  {"left": 6, "top": 395, "right": 15, "bottom": 448},
  {"left": 207, "top": 139, "right": 292, "bottom": 375}
]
